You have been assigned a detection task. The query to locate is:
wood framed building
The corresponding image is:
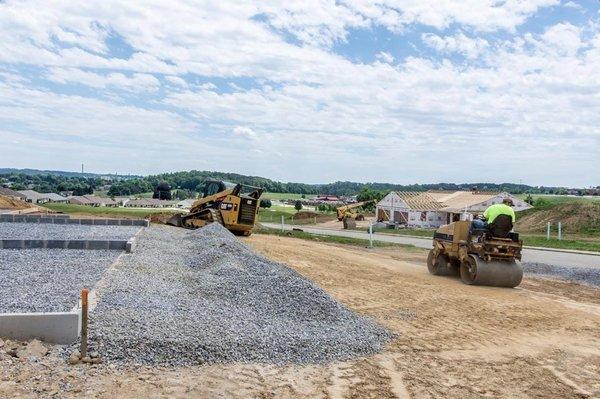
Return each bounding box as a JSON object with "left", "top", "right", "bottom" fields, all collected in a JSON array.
[{"left": 376, "top": 191, "right": 531, "bottom": 228}]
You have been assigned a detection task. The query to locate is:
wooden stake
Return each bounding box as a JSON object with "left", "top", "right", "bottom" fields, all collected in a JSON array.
[{"left": 80, "top": 288, "right": 89, "bottom": 359}]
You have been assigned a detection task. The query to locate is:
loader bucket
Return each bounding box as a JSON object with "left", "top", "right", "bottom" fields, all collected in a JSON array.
[{"left": 166, "top": 214, "right": 184, "bottom": 227}]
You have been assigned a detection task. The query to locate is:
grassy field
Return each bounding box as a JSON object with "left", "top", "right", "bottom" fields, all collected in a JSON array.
[
  {"left": 254, "top": 227, "right": 422, "bottom": 250},
  {"left": 258, "top": 205, "right": 297, "bottom": 223},
  {"left": 516, "top": 194, "right": 600, "bottom": 204},
  {"left": 521, "top": 235, "right": 600, "bottom": 252},
  {"left": 42, "top": 203, "right": 170, "bottom": 219},
  {"left": 258, "top": 205, "right": 336, "bottom": 224},
  {"left": 261, "top": 192, "right": 312, "bottom": 201}
]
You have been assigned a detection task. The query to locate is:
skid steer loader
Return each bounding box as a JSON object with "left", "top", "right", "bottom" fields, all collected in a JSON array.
[
  {"left": 427, "top": 217, "right": 523, "bottom": 288},
  {"left": 167, "top": 180, "right": 263, "bottom": 236}
]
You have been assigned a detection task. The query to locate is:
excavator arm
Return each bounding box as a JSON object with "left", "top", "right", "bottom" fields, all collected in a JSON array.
[{"left": 336, "top": 200, "right": 374, "bottom": 221}]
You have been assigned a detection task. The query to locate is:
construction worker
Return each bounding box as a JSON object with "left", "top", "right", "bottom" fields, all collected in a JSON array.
[{"left": 472, "top": 198, "right": 516, "bottom": 232}]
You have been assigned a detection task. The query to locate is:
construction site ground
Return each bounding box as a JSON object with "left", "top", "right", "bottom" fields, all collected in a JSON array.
[{"left": 1, "top": 233, "right": 598, "bottom": 398}]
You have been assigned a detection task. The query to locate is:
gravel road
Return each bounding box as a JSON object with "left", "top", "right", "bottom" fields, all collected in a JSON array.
[
  {"left": 89, "top": 224, "right": 391, "bottom": 366},
  {"left": 523, "top": 262, "right": 600, "bottom": 287},
  {"left": 0, "top": 249, "right": 120, "bottom": 313},
  {"left": 0, "top": 223, "right": 140, "bottom": 240}
]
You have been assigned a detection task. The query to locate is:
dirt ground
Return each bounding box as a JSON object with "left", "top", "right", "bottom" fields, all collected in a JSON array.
[
  {"left": 1, "top": 234, "right": 599, "bottom": 398},
  {"left": 0, "top": 195, "right": 36, "bottom": 211}
]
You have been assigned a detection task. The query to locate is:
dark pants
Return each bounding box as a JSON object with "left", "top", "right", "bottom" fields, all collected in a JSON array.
[{"left": 471, "top": 219, "right": 486, "bottom": 230}]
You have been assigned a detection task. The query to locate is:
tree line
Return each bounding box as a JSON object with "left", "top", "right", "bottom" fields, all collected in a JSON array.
[{"left": 3, "top": 169, "right": 594, "bottom": 198}]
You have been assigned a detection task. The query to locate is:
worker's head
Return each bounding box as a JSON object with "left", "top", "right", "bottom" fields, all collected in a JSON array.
[{"left": 502, "top": 198, "right": 514, "bottom": 207}]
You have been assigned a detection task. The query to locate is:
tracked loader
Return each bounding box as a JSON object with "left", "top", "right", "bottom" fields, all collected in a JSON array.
[
  {"left": 167, "top": 180, "right": 263, "bottom": 236},
  {"left": 427, "top": 216, "right": 523, "bottom": 288}
]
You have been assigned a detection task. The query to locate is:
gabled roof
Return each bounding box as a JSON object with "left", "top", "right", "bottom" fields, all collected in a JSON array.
[
  {"left": 380, "top": 190, "right": 527, "bottom": 213},
  {"left": 431, "top": 191, "right": 500, "bottom": 212},
  {"left": 18, "top": 190, "right": 49, "bottom": 201},
  {"left": 41, "top": 193, "right": 67, "bottom": 201},
  {"left": 394, "top": 192, "right": 443, "bottom": 211}
]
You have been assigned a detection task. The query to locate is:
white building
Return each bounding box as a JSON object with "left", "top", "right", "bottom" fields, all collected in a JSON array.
[{"left": 376, "top": 191, "right": 531, "bottom": 228}]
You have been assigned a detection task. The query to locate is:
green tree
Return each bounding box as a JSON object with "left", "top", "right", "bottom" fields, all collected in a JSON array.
[
  {"left": 260, "top": 199, "right": 272, "bottom": 208},
  {"left": 294, "top": 200, "right": 303, "bottom": 211}
]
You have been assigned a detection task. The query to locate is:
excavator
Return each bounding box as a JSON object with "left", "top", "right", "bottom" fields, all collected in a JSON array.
[
  {"left": 336, "top": 200, "right": 374, "bottom": 229},
  {"left": 167, "top": 180, "right": 263, "bottom": 236}
]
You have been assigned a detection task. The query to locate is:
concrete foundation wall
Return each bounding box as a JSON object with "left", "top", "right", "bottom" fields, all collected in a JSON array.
[
  {"left": 0, "top": 214, "right": 149, "bottom": 227},
  {"left": 0, "top": 311, "right": 79, "bottom": 344},
  {"left": 0, "top": 239, "right": 129, "bottom": 251}
]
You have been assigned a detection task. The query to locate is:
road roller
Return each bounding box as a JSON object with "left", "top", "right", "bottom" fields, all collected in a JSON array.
[{"left": 427, "top": 219, "right": 523, "bottom": 288}]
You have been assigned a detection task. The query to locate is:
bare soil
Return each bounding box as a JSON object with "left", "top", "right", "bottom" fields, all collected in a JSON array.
[
  {"left": 1, "top": 235, "right": 599, "bottom": 398},
  {"left": 0, "top": 195, "right": 35, "bottom": 211}
]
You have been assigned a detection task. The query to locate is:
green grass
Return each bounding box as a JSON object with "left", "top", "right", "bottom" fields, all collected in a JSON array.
[
  {"left": 42, "top": 203, "right": 170, "bottom": 219},
  {"left": 254, "top": 227, "right": 422, "bottom": 250},
  {"left": 258, "top": 205, "right": 297, "bottom": 223},
  {"left": 516, "top": 194, "right": 600, "bottom": 204},
  {"left": 261, "top": 192, "right": 312, "bottom": 200},
  {"left": 522, "top": 236, "right": 600, "bottom": 252}
]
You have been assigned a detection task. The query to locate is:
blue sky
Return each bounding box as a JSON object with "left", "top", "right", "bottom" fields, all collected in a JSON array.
[{"left": 0, "top": 1, "right": 599, "bottom": 187}]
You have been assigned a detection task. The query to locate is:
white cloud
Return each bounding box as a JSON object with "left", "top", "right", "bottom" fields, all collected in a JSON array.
[
  {"left": 563, "top": 1, "right": 582, "bottom": 10},
  {"left": 422, "top": 32, "right": 489, "bottom": 59},
  {"left": 375, "top": 51, "right": 394, "bottom": 63},
  {"left": 541, "top": 22, "right": 582, "bottom": 55},
  {"left": 46, "top": 68, "right": 160, "bottom": 92},
  {"left": 0, "top": 0, "right": 598, "bottom": 185},
  {"left": 232, "top": 126, "right": 257, "bottom": 140}
]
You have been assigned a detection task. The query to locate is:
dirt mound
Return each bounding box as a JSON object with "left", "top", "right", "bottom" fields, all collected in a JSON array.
[
  {"left": 0, "top": 195, "right": 35, "bottom": 210},
  {"left": 294, "top": 211, "right": 319, "bottom": 220},
  {"left": 516, "top": 202, "right": 600, "bottom": 235}
]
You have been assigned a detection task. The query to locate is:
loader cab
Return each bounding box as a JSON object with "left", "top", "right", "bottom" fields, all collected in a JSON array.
[{"left": 200, "top": 181, "right": 236, "bottom": 198}]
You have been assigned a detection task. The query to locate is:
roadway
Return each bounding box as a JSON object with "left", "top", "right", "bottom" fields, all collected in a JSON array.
[{"left": 261, "top": 223, "right": 600, "bottom": 269}]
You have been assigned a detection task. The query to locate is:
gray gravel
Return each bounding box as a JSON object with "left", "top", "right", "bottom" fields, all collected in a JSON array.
[
  {"left": 0, "top": 222, "right": 140, "bottom": 240},
  {"left": 0, "top": 249, "right": 120, "bottom": 313},
  {"left": 524, "top": 262, "right": 600, "bottom": 287},
  {"left": 89, "top": 223, "right": 392, "bottom": 366}
]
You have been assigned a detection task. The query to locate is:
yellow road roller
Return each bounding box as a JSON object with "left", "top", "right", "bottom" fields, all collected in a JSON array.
[{"left": 427, "top": 219, "right": 523, "bottom": 288}]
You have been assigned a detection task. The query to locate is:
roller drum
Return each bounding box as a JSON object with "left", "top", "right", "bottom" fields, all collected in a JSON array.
[{"left": 460, "top": 255, "right": 523, "bottom": 288}]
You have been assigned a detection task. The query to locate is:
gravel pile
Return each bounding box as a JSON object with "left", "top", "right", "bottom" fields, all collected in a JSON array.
[
  {"left": 0, "top": 223, "right": 140, "bottom": 240},
  {"left": 524, "top": 262, "right": 600, "bottom": 287},
  {"left": 89, "top": 223, "right": 392, "bottom": 366},
  {"left": 0, "top": 249, "right": 120, "bottom": 313}
]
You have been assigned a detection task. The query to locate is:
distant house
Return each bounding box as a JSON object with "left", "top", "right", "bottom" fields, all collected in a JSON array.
[
  {"left": 40, "top": 193, "right": 68, "bottom": 203},
  {"left": 125, "top": 198, "right": 176, "bottom": 208},
  {"left": 315, "top": 195, "right": 340, "bottom": 202},
  {"left": 18, "top": 190, "right": 51, "bottom": 204},
  {"left": 0, "top": 187, "right": 27, "bottom": 201},
  {"left": 376, "top": 191, "right": 531, "bottom": 228},
  {"left": 67, "top": 195, "right": 118, "bottom": 207}
]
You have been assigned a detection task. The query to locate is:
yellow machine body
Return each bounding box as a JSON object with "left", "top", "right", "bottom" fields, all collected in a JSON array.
[
  {"left": 168, "top": 181, "right": 263, "bottom": 236},
  {"left": 428, "top": 220, "right": 524, "bottom": 287},
  {"left": 336, "top": 200, "right": 374, "bottom": 222}
]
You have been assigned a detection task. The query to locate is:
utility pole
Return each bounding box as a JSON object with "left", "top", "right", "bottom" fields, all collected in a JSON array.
[{"left": 81, "top": 163, "right": 84, "bottom": 174}]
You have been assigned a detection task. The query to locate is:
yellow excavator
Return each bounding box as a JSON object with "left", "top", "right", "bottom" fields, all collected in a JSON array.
[
  {"left": 336, "top": 200, "right": 374, "bottom": 221},
  {"left": 336, "top": 200, "right": 374, "bottom": 229},
  {"left": 167, "top": 180, "right": 263, "bottom": 236}
]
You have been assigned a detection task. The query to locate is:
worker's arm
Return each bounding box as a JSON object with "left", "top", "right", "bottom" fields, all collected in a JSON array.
[
  {"left": 510, "top": 208, "right": 516, "bottom": 223},
  {"left": 483, "top": 207, "right": 490, "bottom": 221}
]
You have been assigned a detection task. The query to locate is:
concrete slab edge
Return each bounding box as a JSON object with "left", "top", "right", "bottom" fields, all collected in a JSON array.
[
  {"left": 0, "top": 239, "right": 128, "bottom": 250},
  {"left": 0, "top": 311, "right": 79, "bottom": 344},
  {"left": 0, "top": 214, "right": 149, "bottom": 227}
]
